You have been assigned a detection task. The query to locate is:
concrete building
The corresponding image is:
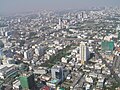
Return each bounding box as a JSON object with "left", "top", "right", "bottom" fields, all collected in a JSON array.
[
  {"left": 35, "top": 46, "right": 45, "bottom": 56},
  {"left": 24, "top": 49, "right": 33, "bottom": 60},
  {"left": 79, "top": 42, "right": 90, "bottom": 64},
  {"left": 101, "top": 40, "right": 114, "bottom": 52},
  {"left": 0, "top": 64, "right": 17, "bottom": 79},
  {"left": 0, "top": 48, "right": 3, "bottom": 64},
  {"left": 51, "top": 65, "right": 64, "bottom": 81},
  {"left": 13, "top": 80, "right": 21, "bottom": 90},
  {"left": 47, "top": 79, "right": 61, "bottom": 89},
  {"left": 118, "top": 32, "right": 120, "bottom": 40},
  {"left": 19, "top": 73, "right": 35, "bottom": 90}
]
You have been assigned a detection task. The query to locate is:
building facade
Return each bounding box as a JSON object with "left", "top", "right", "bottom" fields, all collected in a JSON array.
[{"left": 79, "top": 42, "right": 90, "bottom": 64}]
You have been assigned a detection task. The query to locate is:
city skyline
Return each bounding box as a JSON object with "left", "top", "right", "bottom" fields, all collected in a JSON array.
[
  {"left": 0, "top": 0, "right": 120, "bottom": 14},
  {"left": 0, "top": 2, "right": 120, "bottom": 89}
]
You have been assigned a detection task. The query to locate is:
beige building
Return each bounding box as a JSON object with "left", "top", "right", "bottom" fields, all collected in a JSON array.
[{"left": 79, "top": 42, "right": 90, "bottom": 64}]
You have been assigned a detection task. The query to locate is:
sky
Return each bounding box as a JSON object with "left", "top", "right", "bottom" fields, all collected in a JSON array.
[{"left": 0, "top": 0, "right": 120, "bottom": 14}]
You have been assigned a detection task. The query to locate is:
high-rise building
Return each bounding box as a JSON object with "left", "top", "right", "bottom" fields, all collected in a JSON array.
[
  {"left": 81, "top": 12, "right": 84, "bottom": 19},
  {"left": 20, "top": 73, "right": 35, "bottom": 90},
  {"left": 24, "top": 49, "right": 33, "bottom": 60},
  {"left": 0, "top": 27, "right": 8, "bottom": 36},
  {"left": 0, "top": 48, "right": 3, "bottom": 60},
  {"left": 116, "top": 24, "right": 120, "bottom": 31},
  {"left": 51, "top": 65, "right": 64, "bottom": 81},
  {"left": 35, "top": 46, "right": 45, "bottom": 56},
  {"left": 118, "top": 32, "right": 120, "bottom": 40},
  {"left": 77, "top": 14, "right": 81, "bottom": 19},
  {"left": 0, "top": 40, "right": 4, "bottom": 48},
  {"left": 57, "top": 18, "right": 63, "bottom": 29},
  {"left": 59, "top": 18, "right": 62, "bottom": 26},
  {"left": 79, "top": 42, "right": 90, "bottom": 64},
  {"left": 101, "top": 40, "right": 114, "bottom": 52}
]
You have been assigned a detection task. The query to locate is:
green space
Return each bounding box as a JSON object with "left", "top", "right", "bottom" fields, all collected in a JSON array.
[{"left": 41, "top": 45, "right": 71, "bottom": 68}]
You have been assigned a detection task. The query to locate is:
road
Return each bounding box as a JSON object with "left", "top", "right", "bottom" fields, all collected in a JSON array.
[
  {"left": 71, "top": 72, "right": 84, "bottom": 89},
  {"left": 94, "top": 49, "right": 120, "bottom": 84}
]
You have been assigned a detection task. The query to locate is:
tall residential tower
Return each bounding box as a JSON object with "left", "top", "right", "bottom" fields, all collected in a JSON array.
[{"left": 79, "top": 42, "right": 90, "bottom": 64}]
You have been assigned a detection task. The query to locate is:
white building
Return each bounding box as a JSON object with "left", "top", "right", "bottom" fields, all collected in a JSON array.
[
  {"left": 0, "top": 64, "right": 17, "bottom": 79},
  {"left": 61, "top": 57, "right": 69, "bottom": 63},
  {"left": 116, "top": 24, "right": 120, "bottom": 31},
  {"left": 35, "top": 46, "right": 45, "bottom": 56},
  {"left": 24, "top": 49, "right": 33, "bottom": 60},
  {"left": 13, "top": 80, "right": 21, "bottom": 89},
  {"left": 85, "top": 76, "right": 93, "bottom": 84}
]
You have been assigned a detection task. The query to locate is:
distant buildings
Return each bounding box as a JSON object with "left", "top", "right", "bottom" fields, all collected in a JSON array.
[
  {"left": 0, "top": 7, "right": 120, "bottom": 90},
  {"left": 59, "top": 18, "right": 62, "bottom": 27}
]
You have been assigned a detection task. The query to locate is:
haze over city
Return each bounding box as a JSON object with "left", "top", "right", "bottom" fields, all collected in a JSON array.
[
  {"left": 0, "top": 0, "right": 120, "bottom": 14},
  {"left": 1, "top": 0, "right": 120, "bottom": 90}
]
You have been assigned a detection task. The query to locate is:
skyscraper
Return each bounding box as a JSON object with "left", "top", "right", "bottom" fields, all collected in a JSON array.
[
  {"left": 58, "top": 18, "right": 63, "bottom": 29},
  {"left": 59, "top": 18, "right": 62, "bottom": 26},
  {"left": 20, "top": 73, "right": 35, "bottom": 90},
  {"left": 79, "top": 42, "right": 90, "bottom": 64}
]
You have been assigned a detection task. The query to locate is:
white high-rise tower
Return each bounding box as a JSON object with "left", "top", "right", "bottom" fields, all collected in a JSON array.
[
  {"left": 79, "top": 42, "right": 90, "bottom": 64},
  {"left": 59, "top": 18, "right": 62, "bottom": 26},
  {"left": 57, "top": 18, "right": 63, "bottom": 29}
]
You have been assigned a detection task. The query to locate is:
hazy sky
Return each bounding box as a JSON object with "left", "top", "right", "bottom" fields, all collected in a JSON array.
[{"left": 0, "top": 0, "right": 120, "bottom": 14}]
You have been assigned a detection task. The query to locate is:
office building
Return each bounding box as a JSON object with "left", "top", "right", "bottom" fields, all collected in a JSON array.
[
  {"left": 116, "top": 24, "right": 120, "bottom": 31},
  {"left": 20, "top": 73, "right": 35, "bottom": 90},
  {"left": 0, "top": 64, "right": 18, "bottom": 79},
  {"left": 0, "top": 27, "right": 8, "bottom": 36},
  {"left": 101, "top": 40, "right": 114, "bottom": 52},
  {"left": 35, "top": 46, "right": 45, "bottom": 56},
  {"left": 24, "top": 49, "right": 33, "bottom": 60},
  {"left": 51, "top": 65, "right": 64, "bottom": 81},
  {"left": 0, "top": 48, "right": 3, "bottom": 61},
  {"left": 0, "top": 40, "right": 4, "bottom": 48},
  {"left": 13, "top": 80, "right": 21, "bottom": 90},
  {"left": 59, "top": 18, "right": 62, "bottom": 26},
  {"left": 57, "top": 18, "right": 63, "bottom": 29}
]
